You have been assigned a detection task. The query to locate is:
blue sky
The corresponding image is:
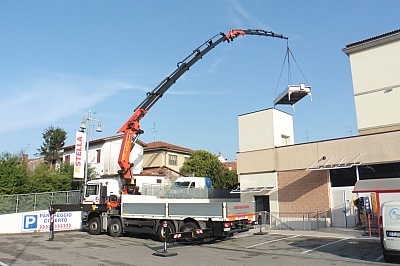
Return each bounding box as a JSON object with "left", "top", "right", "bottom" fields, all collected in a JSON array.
[{"left": 1, "top": 1, "right": 399, "bottom": 162}]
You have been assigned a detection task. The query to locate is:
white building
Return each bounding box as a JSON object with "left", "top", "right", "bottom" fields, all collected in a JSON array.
[{"left": 62, "top": 134, "right": 144, "bottom": 179}]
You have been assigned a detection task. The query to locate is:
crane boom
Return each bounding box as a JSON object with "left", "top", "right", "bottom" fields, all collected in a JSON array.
[{"left": 117, "top": 28, "right": 288, "bottom": 186}]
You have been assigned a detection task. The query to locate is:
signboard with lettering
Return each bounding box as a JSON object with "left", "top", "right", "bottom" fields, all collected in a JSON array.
[
  {"left": 22, "top": 211, "right": 82, "bottom": 232},
  {"left": 73, "top": 131, "right": 86, "bottom": 179}
]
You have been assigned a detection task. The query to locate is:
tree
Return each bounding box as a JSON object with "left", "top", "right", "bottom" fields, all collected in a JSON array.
[
  {"left": 0, "top": 152, "right": 26, "bottom": 195},
  {"left": 0, "top": 150, "right": 75, "bottom": 195},
  {"left": 36, "top": 125, "right": 67, "bottom": 160},
  {"left": 180, "top": 150, "right": 238, "bottom": 189},
  {"left": 25, "top": 162, "right": 74, "bottom": 193}
]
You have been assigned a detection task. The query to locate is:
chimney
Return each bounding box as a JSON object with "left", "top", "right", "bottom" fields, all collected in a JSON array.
[{"left": 22, "top": 154, "right": 28, "bottom": 164}]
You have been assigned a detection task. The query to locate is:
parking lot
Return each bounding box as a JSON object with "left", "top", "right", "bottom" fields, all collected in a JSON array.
[{"left": 0, "top": 228, "right": 392, "bottom": 266}]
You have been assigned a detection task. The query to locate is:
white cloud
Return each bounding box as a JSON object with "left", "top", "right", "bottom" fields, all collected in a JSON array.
[
  {"left": 0, "top": 73, "right": 147, "bottom": 133},
  {"left": 206, "top": 58, "right": 223, "bottom": 74},
  {"left": 228, "top": 0, "right": 271, "bottom": 30}
]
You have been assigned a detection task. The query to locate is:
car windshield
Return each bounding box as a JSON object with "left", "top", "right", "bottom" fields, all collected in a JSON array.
[{"left": 174, "top": 181, "right": 190, "bottom": 188}]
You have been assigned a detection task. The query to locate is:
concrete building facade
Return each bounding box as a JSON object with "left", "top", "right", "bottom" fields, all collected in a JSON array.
[
  {"left": 237, "top": 29, "right": 400, "bottom": 227},
  {"left": 343, "top": 29, "right": 400, "bottom": 135}
]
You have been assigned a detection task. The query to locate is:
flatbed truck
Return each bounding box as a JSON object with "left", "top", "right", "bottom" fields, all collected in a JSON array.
[{"left": 51, "top": 178, "right": 255, "bottom": 242}]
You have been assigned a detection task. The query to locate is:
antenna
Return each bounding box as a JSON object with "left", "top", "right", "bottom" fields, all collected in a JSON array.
[
  {"left": 345, "top": 125, "right": 353, "bottom": 136},
  {"left": 150, "top": 123, "right": 158, "bottom": 142},
  {"left": 302, "top": 131, "right": 309, "bottom": 142}
]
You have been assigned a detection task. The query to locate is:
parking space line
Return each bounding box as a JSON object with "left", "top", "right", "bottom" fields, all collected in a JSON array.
[
  {"left": 375, "top": 255, "right": 383, "bottom": 262},
  {"left": 246, "top": 235, "right": 300, "bottom": 249},
  {"left": 301, "top": 237, "right": 350, "bottom": 254}
]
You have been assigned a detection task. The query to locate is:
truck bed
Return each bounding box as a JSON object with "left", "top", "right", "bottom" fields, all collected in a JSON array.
[{"left": 121, "top": 199, "right": 254, "bottom": 222}]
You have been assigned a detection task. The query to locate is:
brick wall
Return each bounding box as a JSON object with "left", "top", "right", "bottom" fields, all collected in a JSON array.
[{"left": 278, "top": 170, "right": 330, "bottom": 213}]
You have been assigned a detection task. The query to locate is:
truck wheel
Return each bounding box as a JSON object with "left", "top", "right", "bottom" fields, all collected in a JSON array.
[
  {"left": 88, "top": 216, "right": 101, "bottom": 235},
  {"left": 109, "top": 218, "right": 123, "bottom": 237},
  {"left": 157, "top": 221, "right": 175, "bottom": 242},
  {"left": 181, "top": 222, "right": 199, "bottom": 242}
]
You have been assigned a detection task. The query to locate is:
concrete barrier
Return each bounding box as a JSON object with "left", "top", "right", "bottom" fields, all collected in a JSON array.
[{"left": 0, "top": 210, "right": 82, "bottom": 234}]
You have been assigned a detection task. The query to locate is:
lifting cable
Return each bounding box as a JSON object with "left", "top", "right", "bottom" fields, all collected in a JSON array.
[{"left": 274, "top": 40, "right": 310, "bottom": 99}]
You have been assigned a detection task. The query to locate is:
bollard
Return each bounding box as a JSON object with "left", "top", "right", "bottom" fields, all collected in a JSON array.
[
  {"left": 48, "top": 212, "right": 54, "bottom": 241},
  {"left": 254, "top": 211, "right": 267, "bottom": 235},
  {"left": 152, "top": 221, "right": 178, "bottom": 257},
  {"left": 163, "top": 222, "right": 168, "bottom": 253}
]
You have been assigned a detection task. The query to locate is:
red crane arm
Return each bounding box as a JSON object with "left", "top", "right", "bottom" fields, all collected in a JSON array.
[{"left": 117, "top": 29, "right": 288, "bottom": 181}]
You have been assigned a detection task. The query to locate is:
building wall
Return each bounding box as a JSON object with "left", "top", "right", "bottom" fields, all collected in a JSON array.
[
  {"left": 277, "top": 170, "right": 330, "bottom": 213},
  {"left": 238, "top": 108, "right": 293, "bottom": 152},
  {"left": 240, "top": 172, "right": 279, "bottom": 213},
  {"left": 143, "top": 151, "right": 165, "bottom": 168},
  {"left": 344, "top": 32, "right": 400, "bottom": 134},
  {"left": 237, "top": 130, "right": 400, "bottom": 174},
  {"left": 143, "top": 150, "right": 189, "bottom": 173},
  {"left": 63, "top": 135, "right": 143, "bottom": 178}
]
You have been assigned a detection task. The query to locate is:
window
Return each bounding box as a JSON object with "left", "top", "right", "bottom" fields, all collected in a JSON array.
[
  {"left": 330, "top": 167, "right": 357, "bottom": 187},
  {"left": 281, "top": 134, "right": 290, "bottom": 146},
  {"left": 85, "top": 185, "right": 98, "bottom": 197},
  {"left": 96, "top": 149, "right": 101, "bottom": 164},
  {"left": 169, "top": 154, "right": 177, "bottom": 166},
  {"left": 65, "top": 155, "right": 70, "bottom": 164}
]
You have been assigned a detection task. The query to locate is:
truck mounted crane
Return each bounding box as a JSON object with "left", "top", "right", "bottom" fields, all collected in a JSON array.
[
  {"left": 117, "top": 29, "right": 288, "bottom": 193},
  {"left": 49, "top": 29, "right": 297, "bottom": 242}
]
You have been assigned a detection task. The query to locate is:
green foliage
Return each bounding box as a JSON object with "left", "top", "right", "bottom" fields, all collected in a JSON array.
[
  {"left": 0, "top": 152, "right": 26, "bottom": 195},
  {"left": 25, "top": 162, "right": 74, "bottom": 193},
  {"left": 220, "top": 168, "right": 239, "bottom": 189},
  {"left": 36, "top": 125, "right": 67, "bottom": 160},
  {"left": 180, "top": 150, "right": 238, "bottom": 189},
  {"left": 0, "top": 149, "right": 75, "bottom": 195}
]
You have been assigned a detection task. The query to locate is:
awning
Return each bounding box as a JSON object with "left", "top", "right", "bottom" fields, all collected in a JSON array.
[
  {"left": 307, "top": 154, "right": 361, "bottom": 171},
  {"left": 230, "top": 179, "right": 274, "bottom": 194},
  {"left": 353, "top": 178, "right": 400, "bottom": 193}
]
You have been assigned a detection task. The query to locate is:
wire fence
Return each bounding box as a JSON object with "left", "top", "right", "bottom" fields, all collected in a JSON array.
[
  {"left": 0, "top": 190, "right": 81, "bottom": 215},
  {"left": 256, "top": 211, "right": 329, "bottom": 231},
  {"left": 141, "top": 184, "right": 239, "bottom": 199}
]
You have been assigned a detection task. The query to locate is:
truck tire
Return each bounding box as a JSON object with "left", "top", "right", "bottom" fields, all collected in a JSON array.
[
  {"left": 181, "top": 222, "right": 199, "bottom": 242},
  {"left": 157, "top": 221, "right": 175, "bottom": 242},
  {"left": 109, "top": 218, "right": 123, "bottom": 237},
  {"left": 88, "top": 216, "right": 101, "bottom": 235}
]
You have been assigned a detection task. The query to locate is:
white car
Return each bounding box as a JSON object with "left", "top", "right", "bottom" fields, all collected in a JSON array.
[{"left": 380, "top": 201, "right": 400, "bottom": 262}]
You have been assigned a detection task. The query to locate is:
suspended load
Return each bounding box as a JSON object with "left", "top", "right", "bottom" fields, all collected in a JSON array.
[{"left": 273, "top": 83, "right": 312, "bottom": 106}]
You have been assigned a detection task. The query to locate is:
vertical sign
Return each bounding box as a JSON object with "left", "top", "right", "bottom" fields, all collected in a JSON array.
[
  {"left": 73, "top": 131, "right": 86, "bottom": 178},
  {"left": 364, "top": 196, "right": 371, "bottom": 215}
]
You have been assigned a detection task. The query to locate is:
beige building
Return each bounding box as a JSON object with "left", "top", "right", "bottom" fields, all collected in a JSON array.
[
  {"left": 343, "top": 29, "right": 400, "bottom": 135},
  {"left": 236, "top": 29, "right": 400, "bottom": 227},
  {"left": 141, "top": 141, "right": 194, "bottom": 185}
]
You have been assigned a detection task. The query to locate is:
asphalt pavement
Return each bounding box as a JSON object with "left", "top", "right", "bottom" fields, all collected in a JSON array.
[{"left": 0, "top": 227, "right": 387, "bottom": 266}]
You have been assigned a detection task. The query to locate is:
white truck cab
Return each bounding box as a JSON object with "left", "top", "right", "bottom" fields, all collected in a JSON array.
[
  {"left": 84, "top": 178, "right": 122, "bottom": 204},
  {"left": 380, "top": 201, "right": 400, "bottom": 262}
]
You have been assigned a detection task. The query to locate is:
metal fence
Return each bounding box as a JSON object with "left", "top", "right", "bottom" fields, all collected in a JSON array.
[
  {"left": 0, "top": 190, "right": 81, "bottom": 215},
  {"left": 141, "top": 184, "right": 239, "bottom": 199},
  {"left": 257, "top": 211, "right": 329, "bottom": 231}
]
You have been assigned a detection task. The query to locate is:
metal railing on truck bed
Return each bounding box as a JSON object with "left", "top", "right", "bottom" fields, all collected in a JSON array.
[
  {"left": 0, "top": 190, "right": 80, "bottom": 215},
  {"left": 141, "top": 184, "right": 240, "bottom": 199}
]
